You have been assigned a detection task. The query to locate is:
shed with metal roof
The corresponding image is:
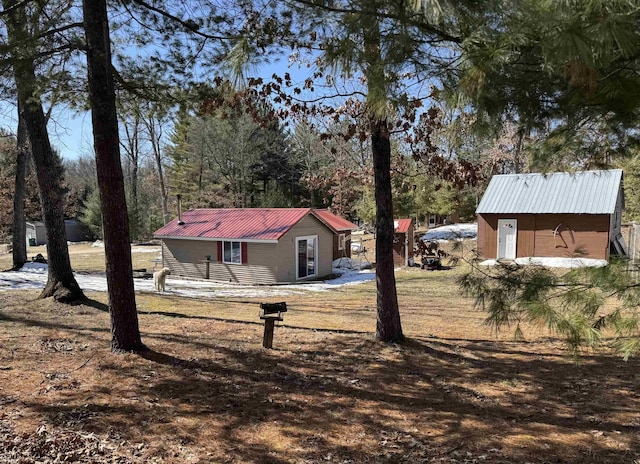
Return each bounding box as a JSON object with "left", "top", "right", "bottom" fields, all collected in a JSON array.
[
  {"left": 476, "top": 169, "right": 625, "bottom": 261},
  {"left": 393, "top": 219, "right": 414, "bottom": 267},
  {"left": 153, "top": 208, "right": 357, "bottom": 284}
]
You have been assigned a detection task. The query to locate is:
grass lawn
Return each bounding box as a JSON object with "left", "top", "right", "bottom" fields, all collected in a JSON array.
[{"left": 0, "top": 242, "right": 638, "bottom": 463}]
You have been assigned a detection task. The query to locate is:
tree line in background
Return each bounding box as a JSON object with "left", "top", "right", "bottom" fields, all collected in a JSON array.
[
  {"left": 0, "top": 93, "right": 489, "bottom": 243},
  {"left": 5, "top": 105, "right": 640, "bottom": 246}
]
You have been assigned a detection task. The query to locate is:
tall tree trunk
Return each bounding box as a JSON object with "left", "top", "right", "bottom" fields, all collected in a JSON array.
[
  {"left": 5, "top": 0, "right": 84, "bottom": 302},
  {"left": 12, "top": 101, "right": 28, "bottom": 270},
  {"left": 514, "top": 126, "right": 525, "bottom": 174},
  {"left": 121, "top": 116, "right": 140, "bottom": 238},
  {"left": 83, "top": 0, "right": 144, "bottom": 352},
  {"left": 146, "top": 116, "right": 169, "bottom": 224},
  {"left": 364, "top": 3, "right": 404, "bottom": 342},
  {"left": 371, "top": 119, "right": 403, "bottom": 341}
]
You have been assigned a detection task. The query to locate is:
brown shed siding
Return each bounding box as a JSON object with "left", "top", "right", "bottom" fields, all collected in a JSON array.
[
  {"left": 533, "top": 214, "right": 609, "bottom": 260},
  {"left": 333, "top": 233, "right": 352, "bottom": 260},
  {"left": 476, "top": 214, "right": 494, "bottom": 259},
  {"left": 392, "top": 239, "right": 405, "bottom": 266},
  {"left": 392, "top": 223, "right": 414, "bottom": 267},
  {"left": 478, "top": 214, "right": 535, "bottom": 258},
  {"left": 477, "top": 213, "right": 610, "bottom": 260}
]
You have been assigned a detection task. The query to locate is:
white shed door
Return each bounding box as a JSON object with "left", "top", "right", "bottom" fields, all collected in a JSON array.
[{"left": 497, "top": 219, "right": 517, "bottom": 260}]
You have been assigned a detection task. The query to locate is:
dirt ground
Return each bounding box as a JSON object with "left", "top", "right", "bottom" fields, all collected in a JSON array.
[{"left": 1, "top": 252, "right": 639, "bottom": 463}]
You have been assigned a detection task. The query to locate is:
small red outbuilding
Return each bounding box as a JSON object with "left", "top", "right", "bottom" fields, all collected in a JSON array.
[{"left": 393, "top": 219, "right": 414, "bottom": 267}]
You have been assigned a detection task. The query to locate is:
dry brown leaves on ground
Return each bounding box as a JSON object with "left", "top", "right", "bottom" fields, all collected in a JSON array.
[{"left": 0, "top": 290, "right": 639, "bottom": 463}]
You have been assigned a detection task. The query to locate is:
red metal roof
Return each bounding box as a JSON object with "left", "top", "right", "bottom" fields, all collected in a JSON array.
[
  {"left": 154, "top": 208, "right": 355, "bottom": 241},
  {"left": 394, "top": 219, "right": 413, "bottom": 234},
  {"left": 311, "top": 209, "right": 358, "bottom": 232}
]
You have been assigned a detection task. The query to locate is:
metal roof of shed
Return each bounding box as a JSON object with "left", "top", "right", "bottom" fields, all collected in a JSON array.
[
  {"left": 476, "top": 169, "right": 623, "bottom": 215},
  {"left": 394, "top": 219, "right": 413, "bottom": 234}
]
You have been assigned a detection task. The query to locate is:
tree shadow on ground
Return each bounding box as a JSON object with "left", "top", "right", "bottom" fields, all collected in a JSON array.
[
  {"left": 41, "top": 335, "right": 640, "bottom": 461},
  {"left": 4, "top": 295, "right": 639, "bottom": 463}
]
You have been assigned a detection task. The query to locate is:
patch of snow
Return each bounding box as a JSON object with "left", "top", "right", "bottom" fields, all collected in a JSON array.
[
  {"left": 422, "top": 223, "right": 477, "bottom": 241},
  {"left": 479, "top": 257, "right": 608, "bottom": 268},
  {"left": 20, "top": 262, "right": 48, "bottom": 273},
  {"left": 131, "top": 247, "right": 162, "bottom": 253},
  {"left": 324, "top": 269, "right": 375, "bottom": 286},
  {"left": 91, "top": 240, "right": 104, "bottom": 248},
  {"left": 332, "top": 257, "right": 371, "bottom": 271},
  {"left": 0, "top": 261, "right": 376, "bottom": 298}
]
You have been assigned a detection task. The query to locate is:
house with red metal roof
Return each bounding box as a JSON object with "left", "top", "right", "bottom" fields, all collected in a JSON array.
[{"left": 153, "top": 208, "right": 357, "bottom": 284}]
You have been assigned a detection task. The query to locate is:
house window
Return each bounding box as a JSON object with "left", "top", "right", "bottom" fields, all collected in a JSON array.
[
  {"left": 338, "top": 233, "right": 346, "bottom": 251},
  {"left": 223, "top": 241, "right": 242, "bottom": 264}
]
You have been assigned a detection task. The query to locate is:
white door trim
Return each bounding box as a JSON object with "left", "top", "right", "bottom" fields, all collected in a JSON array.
[
  {"left": 295, "top": 235, "right": 318, "bottom": 280},
  {"left": 497, "top": 219, "right": 517, "bottom": 260}
]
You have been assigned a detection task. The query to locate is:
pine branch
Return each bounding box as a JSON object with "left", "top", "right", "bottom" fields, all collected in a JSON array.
[
  {"left": 0, "top": 0, "right": 29, "bottom": 17},
  {"left": 128, "top": 0, "right": 237, "bottom": 41},
  {"left": 35, "top": 21, "right": 84, "bottom": 41},
  {"left": 288, "top": 0, "right": 463, "bottom": 44}
]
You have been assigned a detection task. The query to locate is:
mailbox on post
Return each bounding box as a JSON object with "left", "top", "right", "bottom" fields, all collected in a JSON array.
[{"left": 259, "top": 302, "right": 287, "bottom": 349}]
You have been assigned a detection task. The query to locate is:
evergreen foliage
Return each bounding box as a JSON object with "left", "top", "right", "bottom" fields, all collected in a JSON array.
[
  {"left": 621, "top": 154, "right": 640, "bottom": 222},
  {"left": 460, "top": 259, "right": 640, "bottom": 359},
  {"left": 79, "top": 188, "right": 102, "bottom": 239},
  {"left": 167, "top": 96, "right": 304, "bottom": 209},
  {"left": 454, "top": 0, "right": 640, "bottom": 167}
]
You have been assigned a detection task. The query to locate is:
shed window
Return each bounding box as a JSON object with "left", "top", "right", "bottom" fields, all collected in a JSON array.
[
  {"left": 338, "top": 233, "right": 346, "bottom": 251},
  {"left": 223, "top": 241, "right": 242, "bottom": 264}
]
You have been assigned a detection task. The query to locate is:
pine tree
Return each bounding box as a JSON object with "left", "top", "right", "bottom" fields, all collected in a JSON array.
[
  {"left": 3, "top": 0, "right": 84, "bottom": 302},
  {"left": 83, "top": 0, "right": 143, "bottom": 351},
  {"left": 251, "top": 0, "right": 473, "bottom": 341}
]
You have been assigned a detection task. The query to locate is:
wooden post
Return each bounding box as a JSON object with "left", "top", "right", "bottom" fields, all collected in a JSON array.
[
  {"left": 260, "top": 302, "right": 286, "bottom": 349},
  {"left": 205, "top": 259, "right": 210, "bottom": 280},
  {"left": 262, "top": 318, "right": 276, "bottom": 349}
]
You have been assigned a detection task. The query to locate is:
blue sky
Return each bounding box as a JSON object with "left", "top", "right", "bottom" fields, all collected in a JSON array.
[
  {"left": 23, "top": 54, "right": 318, "bottom": 161},
  {"left": 49, "top": 111, "right": 95, "bottom": 160},
  {"left": 0, "top": 101, "right": 94, "bottom": 161}
]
